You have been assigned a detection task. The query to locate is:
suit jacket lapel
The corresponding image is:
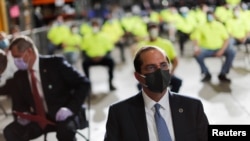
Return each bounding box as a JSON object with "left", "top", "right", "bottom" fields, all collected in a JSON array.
[
  {"left": 169, "top": 91, "right": 184, "bottom": 140},
  {"left": 129, "top": 92, "right": 150, "bottom": 141},
  {"left": 38, "top": 57, "right": 49, "bottom": 95}
]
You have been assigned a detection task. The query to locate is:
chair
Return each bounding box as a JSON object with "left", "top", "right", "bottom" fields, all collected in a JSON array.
[{"left": 235, "top": 39, "right": 250, "bottom": 67}]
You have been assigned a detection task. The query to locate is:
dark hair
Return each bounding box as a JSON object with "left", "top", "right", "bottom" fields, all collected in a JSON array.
[
  {"left": 91, "top": 18, "right": 100, "bottom": 26},
  {"left": 146, "top": 22, "right": 158, "bottom": 31},
  {"left": 206, "top": 10, "right": 214, "bottom": 16},
  {"left": 9, "top": 35, "right": 35, "bottom": 53},
  {"left": 133, "top": 46, "right": 168, "bottom": 73}
]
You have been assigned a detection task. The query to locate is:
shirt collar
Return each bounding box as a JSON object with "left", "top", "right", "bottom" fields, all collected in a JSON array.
[
  {"left": 142, "top": 88, "right": 170, "bottom": 111},
  {"left": 32, "top": 56, "right": 39, "bottom": 72}
]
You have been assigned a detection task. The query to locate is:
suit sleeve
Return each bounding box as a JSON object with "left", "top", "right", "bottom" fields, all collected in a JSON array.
[
  {"left": 55, "top": 57, "right": 91, "bottom": 114},
  {"left": 104, "top": 105, "right": 120, "bottom": 141},
  {"left": 196, "top": 100, "right": 209, "bottom": 141}
]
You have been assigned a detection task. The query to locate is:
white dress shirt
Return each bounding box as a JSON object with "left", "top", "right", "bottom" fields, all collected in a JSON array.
[{"left": 142, "top": 89, "right": 175, "bottom": 141}]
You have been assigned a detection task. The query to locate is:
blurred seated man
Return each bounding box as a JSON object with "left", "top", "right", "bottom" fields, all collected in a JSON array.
[
  {"left": 47, "top": 15, "right": 70, "bottom": 55},
  {"left": 176, "top": 7, "right": 196, "bottom": 56},
  {"left": 81, "top": 19, "right": 117, "bottom": 91},
  {"left": 62, "top": 24, "right": 81, "bottom": 66},
  {"left": 225, "top": 6, "right": 250, "bottom": 48},
  {"left": 190, "top": 11, "right": 236, "bottom": 83},
  {"left": 102, "top": 13, "right": 126, "bottom": 63},
  {"left": 0, "top": 35, "right": 91, "bottom": 141}
]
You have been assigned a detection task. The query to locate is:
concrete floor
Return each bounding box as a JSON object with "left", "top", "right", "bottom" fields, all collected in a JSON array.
[{"left": 0, "top": 42, "right": 250, "bottom": 141}]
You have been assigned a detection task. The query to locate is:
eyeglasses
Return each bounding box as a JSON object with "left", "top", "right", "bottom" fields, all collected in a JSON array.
[{"left": 143, "top": 62, "right": 169, "bottom": 73}]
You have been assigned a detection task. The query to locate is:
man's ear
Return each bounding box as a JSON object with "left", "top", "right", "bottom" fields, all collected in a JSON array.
[
  {"left": 135, "top": 72, "right": 147, "bottom": 88},
  {"left": 27, "top": 47, "right": 34, "bottom": 54},
  {"left": 134, "top": 71, "right": 144, "bottom": 83},
  {"left": 134, "top": 71, "right": 140, "bottom": 81}
]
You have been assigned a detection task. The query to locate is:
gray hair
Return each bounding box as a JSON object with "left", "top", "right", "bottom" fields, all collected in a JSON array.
[{"left": 9, "top": 35, "right": 38, "bottom": 55}]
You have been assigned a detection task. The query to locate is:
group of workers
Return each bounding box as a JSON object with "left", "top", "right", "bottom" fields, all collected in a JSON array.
[{"left": 46, "top": 1, "right": 250, "bottom": 90}]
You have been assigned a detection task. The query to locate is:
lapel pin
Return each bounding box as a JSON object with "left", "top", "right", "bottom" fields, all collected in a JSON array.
[
  {"left": 178, "top": 108, "right": 183, "bottom": 113},
  {"left": 43, "top": 69, "right": 47, "bottom": 73},
  {"left": 48, "top": 84, "right": 52, "bottom": 89}
]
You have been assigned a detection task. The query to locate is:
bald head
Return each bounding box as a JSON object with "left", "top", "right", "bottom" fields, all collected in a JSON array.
[{"left": 133, "top": 46, "right": 169, "bottom": 73}]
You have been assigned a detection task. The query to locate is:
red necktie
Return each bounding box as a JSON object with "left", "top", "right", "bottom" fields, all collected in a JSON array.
[{"left": 29, "top": 69, "right": 47, "bottom": 129}]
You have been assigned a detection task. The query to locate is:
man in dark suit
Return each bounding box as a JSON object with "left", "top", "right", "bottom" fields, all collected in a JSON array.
[
  {"left": 0, "top": 35, "right": 91, "bottom": 141},
  {"left": 104, "top": 46, "right": 209, "bottom": 141}
]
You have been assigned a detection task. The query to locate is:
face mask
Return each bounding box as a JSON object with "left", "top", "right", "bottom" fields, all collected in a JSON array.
[
  {"left": 72, "top": 27, "right": 79, "bottom": 34},
  {"left": 142, "top": 16, "right": 150, "bottom": 23},
  {"left": 92, "top": 26, "right": 100, "bottom": 33},
  {"left": 0, "top": 39, "right": 10, "bottom": 49},
  {"left": 233, "top": 11, "right": 240, "bottom": 18},
  {"left": 141, "top": 69, "right": 171, "bottom": 93},
  {"left": 14, "top": 57, "right": 29, "bottom": 70},
  {"left": 149, "top": 28, "right": 159, "bottom": 39},
  {"left": 13, "top": 51, "right": 30, "bottom": 70},
  {"left": 207, "top": 14, "right": 214, "bottom": 22}
]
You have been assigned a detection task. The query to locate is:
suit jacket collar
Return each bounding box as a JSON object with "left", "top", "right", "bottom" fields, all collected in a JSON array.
[
  {"left": 129, "top": 91, "right": 183, "bottom": 141},
  {"left": 129, "top": 92, "right": 150, "bottom": 141},
  {"left": 169, "top": 91, "right": 187, "bottom": 140},
  {"left": 37, "top": 56, "right": 51, "bottom": 96},
  {"left": 129, "top": 91, "right": 178, "bottom": 141}
]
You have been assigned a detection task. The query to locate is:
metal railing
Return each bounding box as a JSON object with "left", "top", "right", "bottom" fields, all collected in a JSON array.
[{"left": 6, "top": 26, "right": 50, "bottom": 55}]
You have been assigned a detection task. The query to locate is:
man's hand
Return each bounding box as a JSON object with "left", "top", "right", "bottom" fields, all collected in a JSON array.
[
  {"left": 16, "top": 112, "right": 31, "bottom": 126},
  {"left": 55, "top": 107, "right": 73, "bottom": 121},
  {"left": 193, "top": 46, "right": 201, "bottom": 57}
]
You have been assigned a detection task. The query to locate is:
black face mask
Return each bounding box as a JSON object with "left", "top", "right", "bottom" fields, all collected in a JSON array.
[{"left": 141, "top": 69, "right": 171, "bottom": 93}]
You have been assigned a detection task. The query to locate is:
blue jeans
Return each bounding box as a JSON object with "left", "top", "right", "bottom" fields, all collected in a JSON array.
[{"left": 194, "top": 45, "right": 236, "bottom": 75}]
